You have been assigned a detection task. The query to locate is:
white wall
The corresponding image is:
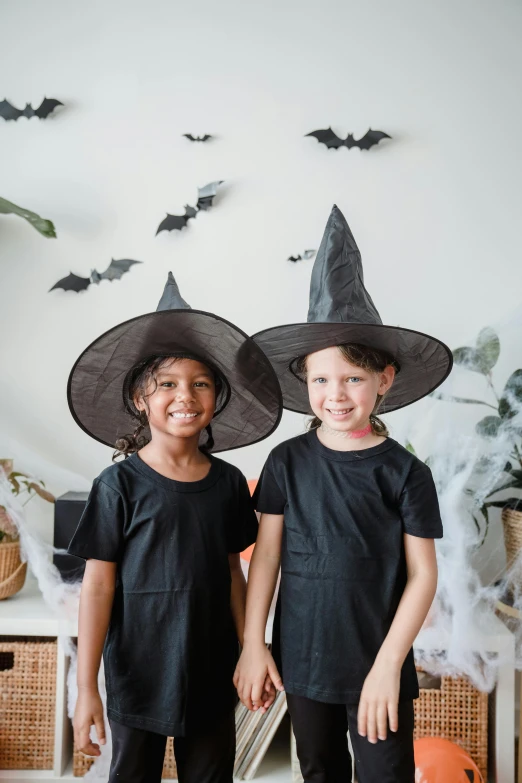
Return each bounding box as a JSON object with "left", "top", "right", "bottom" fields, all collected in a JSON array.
[{"left": 1, "top": 0, "right": 521, "bottom": 513}]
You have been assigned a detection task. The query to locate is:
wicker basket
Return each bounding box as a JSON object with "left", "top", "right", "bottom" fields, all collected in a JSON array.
[
  {"left": 0, "top": 540, "right": 27, "bottom": 600},
  {"left": 414, "top": 670, "right": 488, "bottom": 781},
  {"left": 73, "top": 736, "right": 177, "bottom": 778},
  {"left": 290, "top": 671, "right": 488, "bottom": 783},
  {"left": 502, "top": 506, "right": 522, "bottom": 572},
  {"left": 0, "top": 637, "right": 57, "bottom": 769}
]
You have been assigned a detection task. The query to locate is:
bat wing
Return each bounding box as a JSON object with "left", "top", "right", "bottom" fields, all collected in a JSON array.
[
  {"left": 99, "top": 258, "right": 142, "bottom": 281},
  {"left": 196, "top": 180, "right": 224, "bottom": 211},
  {"left": 287, "top": 255, "right": 302, "bottom": 263},
  {"left": 0, "top": 99, "right": 23, "bottom": 121},
  {"left": 355, "top": 129, "right": 391, "bottom": 150},
  {"left": 201, "top": 134, "right": 212, "bottom": 141},
  {"left": 183, "top": 134, "right": 197, "bottom": 141},
  {"left": 305, "top": 128, "right": 343, "bottom": 149},
  {"left": 156, "top": 205, "right": 197, "bottom": 234},
  {"left": 35, "top": 97, "right": 63, "bottom": 119},
  {"left": 49, "top": 272, "right": 90, "bottom": 293}
]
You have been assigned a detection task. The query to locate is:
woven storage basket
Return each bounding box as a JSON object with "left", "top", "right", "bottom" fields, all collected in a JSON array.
[
  {"left": 0, "top": 540, "right": 27, "bottom": 600},
  {"left": 414, "top": 669, "right": 488, "bottom": 781},
  {"left": 502, "top": 506, "right": 522, "bottom": 571},
  {"left": 73, "top": 737, "right": 177, "bottom": 778},
  {"left": 291, "top": 671, "right": 488, "bottom": 783},
  {"left": 0, "top": 637, "right": 57, "bottom": 769}
]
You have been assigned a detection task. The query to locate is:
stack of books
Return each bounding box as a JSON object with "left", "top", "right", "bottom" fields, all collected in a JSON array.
[{"left": 234, "top": 691, "right": 288, "bottom": 780}]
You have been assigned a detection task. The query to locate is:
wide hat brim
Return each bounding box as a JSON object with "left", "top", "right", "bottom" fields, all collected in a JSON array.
[
  {"left": 252, "top": 322, "right": 453, "bottom": 415},
  {"left": 68, "top": 309, "right": 283, "bottom": 452}
]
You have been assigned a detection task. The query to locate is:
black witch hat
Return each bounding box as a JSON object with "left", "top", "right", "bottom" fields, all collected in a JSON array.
[
  {"left": 253, "top": 205, "right": 452, "bottom": 415},
  {"left": 68, "top": 272, "right": 283, "bottom": 452}
]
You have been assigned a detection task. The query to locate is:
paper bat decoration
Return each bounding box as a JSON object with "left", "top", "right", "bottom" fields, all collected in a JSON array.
[
  {"left": 156, "top": 181, "right": 224, "bottom": 235},
  {"left": 305, "top": 127, "right": 391, "bottom": 150},
  {"left": 156, "top": 205, "right": 198, "bottom": 235},
  {"left": 183, "top": 134, "right": 212, "bottom": 142},
  {"left": 287, "top": 249, "right": 316, "bottom": 263},
  {"left": 49, "top": 259, "right": 142, "bottom": 293},
  {"left": 0, "top": 97, "right": 63, "bottom": 121}
]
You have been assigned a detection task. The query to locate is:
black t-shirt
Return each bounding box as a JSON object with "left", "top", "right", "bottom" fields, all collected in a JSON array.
[
  {"left": 253, "top": 431, "right": 442, "bottom": 705},
  {"left": 68, "top": 452, "right": 258, "bottom": 736}
]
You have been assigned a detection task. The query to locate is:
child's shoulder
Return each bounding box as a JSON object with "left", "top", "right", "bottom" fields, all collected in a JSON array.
[
  {"left": 94, "top": 457, "right": 136, "bottom": 493},
  {"left": 266, "top": 431, "right": 311, "bottom": 465}
]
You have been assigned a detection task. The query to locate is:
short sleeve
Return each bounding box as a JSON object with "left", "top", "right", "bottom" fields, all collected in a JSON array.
[
  {"left": 67, "top": 478, "right": 125, "bottom": 562},
  {"left": 227, "top": 473, "right": 259, "bottom": 553},
  {"left": 399, "top": 460, "right": 443, "bottom": 539},
  {"left": 252, "top": 453, "right": 286, "bottom": 515}
]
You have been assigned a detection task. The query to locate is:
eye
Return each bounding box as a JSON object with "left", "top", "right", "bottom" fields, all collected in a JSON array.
[
  {"left": 312, "top": 377, "right": 327, "bottom": 384},
  {"left": 160, "top": 381, "right": 175, "bottom": 387},
  {"left": 347, "top": 377, "right": 361, "bottom": 383},
  {"left": 194, "top": 381, "right": 210, "bottom": 388}
]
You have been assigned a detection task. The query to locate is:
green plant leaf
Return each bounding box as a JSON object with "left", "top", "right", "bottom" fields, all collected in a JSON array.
[
  {"left": 453, "top": 328, "right": 501, "bottom": 375},
  {"left": 0, "top": 196, "right": 56, "bottom": 238},
  {"left": 476, "top": 327, "right": 500, "bottom": 372},
  {"left": 405, "top": 442, "right": 416, "bottom": 455},
  {"left": 476, "top": 416, "right": 503, "bottom": 438},
  {"left": 499, "top": 369, "right": 522, "bottom": 420}
]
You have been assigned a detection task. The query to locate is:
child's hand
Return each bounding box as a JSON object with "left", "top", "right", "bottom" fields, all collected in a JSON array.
[
  {"left": 357, "top": 661, "right": 400, "bottom": 744},
  {"left": 234, "top": 644, "right": 284, "bottom": 713},
  {"left": 73, "top": 686, "right": 106, "bottom": 756}
]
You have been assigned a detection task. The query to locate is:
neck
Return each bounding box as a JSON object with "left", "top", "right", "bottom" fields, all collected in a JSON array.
[
  {"left": 140, "top": 430, "right": 207, "bottom": 466},
  {"left": 316, "top": 421, "right": 385, "bottom": 452},
  {"left": 319, "top": 422, "right": 372, "bottom": 439}
]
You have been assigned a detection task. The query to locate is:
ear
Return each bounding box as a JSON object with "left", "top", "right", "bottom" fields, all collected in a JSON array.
[
  {"left": 133, "top": 394, "right": 146, "bottom": 413},
  {"left": 378, "top": 365, "right": 396, "bottom": 394}
]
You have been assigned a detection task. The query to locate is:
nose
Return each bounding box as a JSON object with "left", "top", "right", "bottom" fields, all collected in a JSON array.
[
  {"left": 328, "top": 381, "right": 348, "bottom": 402},
  {"left": 175, "top": 383, "right": 196, "bottom": 402}
]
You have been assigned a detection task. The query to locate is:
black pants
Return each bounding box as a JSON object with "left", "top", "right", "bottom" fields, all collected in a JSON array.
[
  {"left": 287, "top": 693, "right": 415, "bottom": 783},
  {"left": 108, "top": 711, "right": 236, "bottom": 783}
]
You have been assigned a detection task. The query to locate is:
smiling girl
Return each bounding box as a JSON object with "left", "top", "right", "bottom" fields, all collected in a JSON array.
[
  {"left": 67, "top": 273, "right": 282, "bottom": 783},
  {"left": 234, "top": 206, "right": 452, "bottom": 783}
]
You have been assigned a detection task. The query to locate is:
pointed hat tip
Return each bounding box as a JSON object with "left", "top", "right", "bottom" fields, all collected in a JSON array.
[{"left": 156, "top": 271, "right": 191, "bottom": 311}]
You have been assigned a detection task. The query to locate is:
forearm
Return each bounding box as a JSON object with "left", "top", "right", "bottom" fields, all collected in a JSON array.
[
  {"left": 242, "top": 547, "right": 280, "bottom": 647},
  {"left": 230, "top": 564, "right": 247, "bottom": 646},
  {"left": 77, "top": 580, "right": 115, "bottom": 690},
  {"left": 375, "top": 569, "right": 437, "bottom": 669}
]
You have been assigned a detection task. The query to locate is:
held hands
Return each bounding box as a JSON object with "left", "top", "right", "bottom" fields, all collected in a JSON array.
[
  {"left": 234, "top": 644, "right": 284, "bottom": 714},
  {"left": 73, "top": 685, "right": 106, "bottom": 757},
  {"left": 357, "top": 660, "right": 401, "bottom": 744}
]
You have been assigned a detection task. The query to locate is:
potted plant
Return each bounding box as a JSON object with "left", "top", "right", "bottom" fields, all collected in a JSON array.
[
  {"left": 0, "top": 459, "right": 55, "bottom": 599},
  {"left": 433, "top": 327, "right": 522, "bottom": 563}
]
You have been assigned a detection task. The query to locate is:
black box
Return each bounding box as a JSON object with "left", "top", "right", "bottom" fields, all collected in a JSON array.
[{"left": 53, "top": 491, "right": 89, "bottom": 582}]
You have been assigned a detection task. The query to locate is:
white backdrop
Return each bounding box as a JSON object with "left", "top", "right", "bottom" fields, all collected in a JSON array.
[{"left": 1, "top": 0, "right": 522, "bottom": 575}]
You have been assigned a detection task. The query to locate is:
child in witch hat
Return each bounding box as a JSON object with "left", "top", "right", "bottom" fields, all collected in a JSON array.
[
  {"left": 234, "top": 206, "right": 452, "bottom": 783},
  {"left": 67, "top": 272, "right": 282, "bottom": 783}
]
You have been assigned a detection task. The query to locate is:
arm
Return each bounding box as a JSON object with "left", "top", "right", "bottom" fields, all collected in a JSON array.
[
  {"left": 233, "top": 513, "right": 285, "bottom": 712},
  {"left": 229, "top": 552, "right": 247, "bottom": 646},
  {"left": 74, "top": 559, "right": 117, "bottom": 756},
  {"left": 358, "top": 535, "right": 438, "bottom": 743}
]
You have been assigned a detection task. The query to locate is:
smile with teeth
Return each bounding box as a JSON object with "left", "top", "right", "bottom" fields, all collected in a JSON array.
[
  {"left": 327, "top": 408, "right": 353, "bottom": 416},
  {"left": 170, "top": 412, "right": 199, "bottom": 419}
]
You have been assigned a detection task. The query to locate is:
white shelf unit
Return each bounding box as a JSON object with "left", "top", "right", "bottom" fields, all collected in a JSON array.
[{"left": 0, "top": 577, "right": 515, "bottom": 782}]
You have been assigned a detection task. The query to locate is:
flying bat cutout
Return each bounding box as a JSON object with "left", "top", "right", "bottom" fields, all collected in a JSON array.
[
  {"left": 183, "top": 134, "right": 212, "bottom": 142},
  {"left": 305, "top": 127, "right": 391, "bottom": 151},
  {"left": 156, "top": 181, "right": 224, "bottom": 235},
  {"left": 0, "top": 97, "right": 63, "bottom": 121},
  {"left": 287, "top": 249, "right": 317, "bottom": 263},
  {"left": 49, "top": 259, "right": 142, "bottom": 293}
]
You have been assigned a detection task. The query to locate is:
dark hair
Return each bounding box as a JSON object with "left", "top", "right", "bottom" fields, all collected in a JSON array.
[
  {"left": 294, "top": 343, "right": 398, "bottom": 437},
  {"left": 113, "top": 354, "right": 227, "bottom": 460}
]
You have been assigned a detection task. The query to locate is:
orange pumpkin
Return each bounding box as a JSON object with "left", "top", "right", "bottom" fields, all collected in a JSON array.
[
  {"left": 414, "top": 738, "right": 483, "bottom": 783},
  {"left": 241, "top": 480, "right": 258, "bottom": 563}
]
